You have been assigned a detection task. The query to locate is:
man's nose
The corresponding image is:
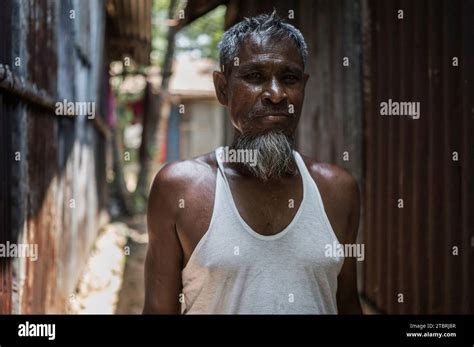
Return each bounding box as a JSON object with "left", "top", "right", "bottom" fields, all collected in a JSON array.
[{"left": 262, "top": 77, "right": 288, "bottom": 104}]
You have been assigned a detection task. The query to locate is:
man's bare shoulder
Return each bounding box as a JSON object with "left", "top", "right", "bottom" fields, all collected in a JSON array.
[
  {"left": 149, "top": 151, "right": 217, "bottom": 197},
  {"left": 300, "top": 154, "right": 359, "bottom": 194},
  {"left": 300, "top": 154, "right": 360, "bottom": 242}
]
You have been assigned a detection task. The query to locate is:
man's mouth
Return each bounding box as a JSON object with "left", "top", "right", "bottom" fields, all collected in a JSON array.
[{"left": 255, "top": 113, "right": 291, "bottom": 118}]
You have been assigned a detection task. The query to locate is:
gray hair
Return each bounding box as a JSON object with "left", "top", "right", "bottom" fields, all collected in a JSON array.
[{"left": 218, "top": 11, "right": 308, "bottom": 75}]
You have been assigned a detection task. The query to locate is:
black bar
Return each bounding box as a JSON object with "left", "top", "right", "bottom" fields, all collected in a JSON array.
[{"left": 0, "top": 315, "right": 472, "bottom": 345}]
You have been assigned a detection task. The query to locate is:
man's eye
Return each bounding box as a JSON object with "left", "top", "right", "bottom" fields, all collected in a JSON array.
[
  {"left": 283, "top": 75, "right": 299, "bottom": 83},
  {"left": 246, "top": 72, "right": 263, "bottom": 80}
]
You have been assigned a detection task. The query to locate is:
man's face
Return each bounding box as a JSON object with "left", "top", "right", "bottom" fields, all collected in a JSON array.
[{"left": 215, "top": 34, "right": 309, "bottom": 138}]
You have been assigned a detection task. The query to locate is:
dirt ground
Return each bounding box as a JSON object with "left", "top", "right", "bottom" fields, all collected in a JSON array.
[
  {"left": 66, "top": 214, "right": 148, "bottom": 314},
  {"left": 115, "top": 214, "right": 149, "bottom": 314}
]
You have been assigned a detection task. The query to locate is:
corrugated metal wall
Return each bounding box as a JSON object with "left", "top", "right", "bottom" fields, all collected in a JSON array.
[
  {"left": 0, "top": 0, "right": 108, "bottom": 313},
  {"left": 361, "top": 0, "right": 474, "bottom": 314},
  {"left": 296, "top": 0, "right": 364, "bottom": 191},
  {"left": 0, "top": 0, "right": 14, "bottom": 314}
]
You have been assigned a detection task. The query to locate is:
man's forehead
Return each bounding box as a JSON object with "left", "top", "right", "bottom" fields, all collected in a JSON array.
[{"left": 237, "top": 34, "right": 304, "bottom": 67}]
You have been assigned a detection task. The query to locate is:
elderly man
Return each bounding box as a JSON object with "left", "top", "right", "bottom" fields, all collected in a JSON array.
[{"left": 143, "top": 12, "right": 362, "bottom": 314}]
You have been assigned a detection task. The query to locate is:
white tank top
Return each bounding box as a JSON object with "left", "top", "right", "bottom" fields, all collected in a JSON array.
[{"left": 181, "top": 146, "right": 344, "bottom": 314}]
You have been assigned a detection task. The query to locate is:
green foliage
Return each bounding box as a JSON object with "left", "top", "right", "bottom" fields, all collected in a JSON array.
[
  {"left": 151, "top": 1, "right": 225, "bottom": 63},
  {"left": 176, "top": 5, "right": 225, "bottom": 61},
  {"left": 151, "top": 0, "right": 172, "bottom": 66},
  {"left": 132, "top": 193, "right": 147, "bottom": 214}
]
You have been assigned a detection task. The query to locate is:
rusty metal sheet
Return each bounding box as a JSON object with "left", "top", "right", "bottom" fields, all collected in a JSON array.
[
  {"left": 0, "top": 0, "right": 110, "bottom": 313},
  {"left": 361, "top": 0, "right": 473, "bottom": 314},
  {"left": 0, "top": 0, "right": 13, "bottom": 315}
]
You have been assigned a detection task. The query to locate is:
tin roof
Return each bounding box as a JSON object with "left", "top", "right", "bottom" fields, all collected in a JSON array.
[{"left": 105, "top": 0, "right": 152, "bottom": 65}]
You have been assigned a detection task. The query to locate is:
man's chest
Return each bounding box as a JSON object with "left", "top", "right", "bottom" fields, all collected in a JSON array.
[
  {"left": 176, "top": 175, "right": 302, "bottom": 265},
  {"left": 176, "top": 171, "right": 347, "bottom": 268},
  {"left": 227, "top": 176, "right": 303, "bottom": 235}
]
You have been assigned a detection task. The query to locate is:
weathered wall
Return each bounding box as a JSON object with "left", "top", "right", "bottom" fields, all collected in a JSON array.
[
  {"left": 361, "top": 0, "right": 474, "bottom": 314},
  {"left": 0, "top": 0, "right": 108, "bottom": 313}
]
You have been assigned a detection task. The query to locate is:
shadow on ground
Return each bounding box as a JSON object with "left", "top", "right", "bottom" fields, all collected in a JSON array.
[{"left": 115, "top": 214, "right": 148, "bottom": 314}]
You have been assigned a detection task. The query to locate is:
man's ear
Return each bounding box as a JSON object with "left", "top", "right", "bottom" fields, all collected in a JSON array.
[{"left": 213, "top": 71, "right": 228, "bottom": 106}]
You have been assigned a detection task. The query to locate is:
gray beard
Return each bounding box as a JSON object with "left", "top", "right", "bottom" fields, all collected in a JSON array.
[{"left": 231, "top": 130, "right": 297, "bottom": 182}]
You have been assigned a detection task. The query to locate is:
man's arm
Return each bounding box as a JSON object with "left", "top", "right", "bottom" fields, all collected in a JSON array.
[
  {"left": 143, "top": 163, "right": 183, "bottom": 314},
  {"left": 306, "top": 160, "right": 363, "bottom": 314},
  {"left": 335, "top": 172, "right": 363, "bottom": 314}
]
